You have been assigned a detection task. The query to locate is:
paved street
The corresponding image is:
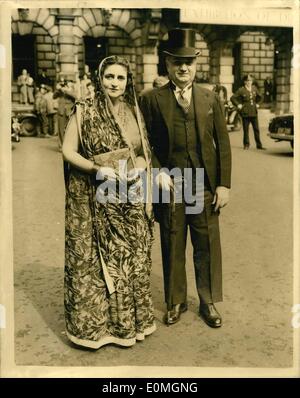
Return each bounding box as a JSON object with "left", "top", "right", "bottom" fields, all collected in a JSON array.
[{"left": 12, "top": 109, "right": 294, "bottom": 371}]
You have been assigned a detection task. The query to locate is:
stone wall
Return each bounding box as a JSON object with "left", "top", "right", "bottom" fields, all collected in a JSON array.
[
  {"left": 34, "top": 26, "right": 56, "bottom": 79},
  {"left": 238, "top": 31, "right": 275, "bottom": 91},
  {"left": 195, "top": 33, "right": 210, "bottom": 81},
  {"left": 10, "top": 8, "right": 291, "bottom": 112},
  {"left": 76, "top": 26, "right": 135, "bottom": 78},
  {"left": 11, "top": 22, "right": 56, "bottom": 82},
  {"left": 73, "top": 9, "right": 144, "bottom": 91}
]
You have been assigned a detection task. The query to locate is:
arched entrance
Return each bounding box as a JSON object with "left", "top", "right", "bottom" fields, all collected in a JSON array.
[
  {"left": 83, "top": 36, "right": 108, "bottom": 78},
  {"left": 12, "top": 34, "right": 36, "bottom": 80}
]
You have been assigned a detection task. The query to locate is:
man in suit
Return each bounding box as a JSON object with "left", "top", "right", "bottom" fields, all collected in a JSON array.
[{"left": 140, "top": 29, "right": 231, "bottom": 328}]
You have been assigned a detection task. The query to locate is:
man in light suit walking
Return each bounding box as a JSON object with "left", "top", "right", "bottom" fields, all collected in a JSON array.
[{"left": 140, "top": 29, "right": 232, "bottom": 328}]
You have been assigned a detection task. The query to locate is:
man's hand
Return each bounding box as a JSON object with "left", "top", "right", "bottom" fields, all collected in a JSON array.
[
  {"left": 212, "top": 186, "right": 230, "bottom": 212},
  {"left": 237, "top": 104, "right": 243, "bottom": 110},
  {"left": 155, "top": 171, "right": 173, "bottom": 191}
]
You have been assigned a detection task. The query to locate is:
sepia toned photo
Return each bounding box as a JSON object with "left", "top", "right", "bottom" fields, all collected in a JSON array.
[{"left": 0, "top": 0, "right": 299, "bottom": 378}]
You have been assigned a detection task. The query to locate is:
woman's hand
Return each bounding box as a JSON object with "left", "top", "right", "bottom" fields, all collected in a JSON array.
[
  {"left": 96, "top": 166, "right": 117, "bottom": 181},
  {"left": 126, "top": 156, "right": 147, "bottom": 182}
]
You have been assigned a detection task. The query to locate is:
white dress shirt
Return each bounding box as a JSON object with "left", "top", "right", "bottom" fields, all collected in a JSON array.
[{"left": 171, "top": 81, "right": 193, "bottom": 105}]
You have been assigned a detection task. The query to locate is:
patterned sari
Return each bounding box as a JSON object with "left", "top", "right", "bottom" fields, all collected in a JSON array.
[{"left": 64, "top": 57, "right": 156, "bottom": 349}]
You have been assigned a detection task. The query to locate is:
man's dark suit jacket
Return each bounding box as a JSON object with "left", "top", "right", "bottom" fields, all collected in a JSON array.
[{"left": 140, "top": 82, "right": 232, "bottom": 194}]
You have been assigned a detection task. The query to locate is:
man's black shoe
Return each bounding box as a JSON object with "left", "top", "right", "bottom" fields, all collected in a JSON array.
[
  {"left": 199, "top": 303, "right": 222, "bottom": 328},
  {"left": 163, "top": 303, "right": 188, "bottom": 325}
]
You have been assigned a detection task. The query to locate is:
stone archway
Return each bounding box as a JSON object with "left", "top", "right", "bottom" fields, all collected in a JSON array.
[
  {"left": 11, "top": 8, "right": 58, "bottom": 39},
  {"left": 199, "top": 24, "right": 292, "bottom": 113},
  {"left": 78, "top": 24, "right": 133, "bottom": 78},
  {"left": 74, "top": 9, "right": 144, "bottom": 89},
  {"left": 11, "top": 9, "right": 59, "bottom": 84},
  {"left": 233, "top": 26, "right": 293, "bottom": 114}
]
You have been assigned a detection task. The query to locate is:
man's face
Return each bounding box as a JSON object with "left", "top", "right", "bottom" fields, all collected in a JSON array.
[
  {"left": 166, "top": 56, "right": 197, "bottom": 88},
  {"left": 245, "top": 77, "right": 253, "bottom": 89}
]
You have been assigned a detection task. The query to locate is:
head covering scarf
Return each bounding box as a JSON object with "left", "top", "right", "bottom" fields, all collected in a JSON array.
[
  {"left": 75, "top": 55, "right": 153, "bottom": 215},
  {"left": 91, "top": 56, "right": 151, "bottom": 165}
]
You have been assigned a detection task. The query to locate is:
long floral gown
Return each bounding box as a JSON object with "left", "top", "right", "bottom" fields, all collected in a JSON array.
[{"left": 64, "top": 99, "right": 156, "bottom": 349}]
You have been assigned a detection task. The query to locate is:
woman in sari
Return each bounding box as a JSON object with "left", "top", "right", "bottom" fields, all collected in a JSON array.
[{"left": 62, "top": 56, "right": 156, "bottom": 349}]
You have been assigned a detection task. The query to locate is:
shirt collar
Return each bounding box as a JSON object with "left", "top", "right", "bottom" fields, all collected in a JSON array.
[{"left": 171, "top": 81, "right": 193, "bottom": 93}]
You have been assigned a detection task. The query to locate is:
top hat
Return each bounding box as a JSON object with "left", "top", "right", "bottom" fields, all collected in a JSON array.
[{"left": 163, "top": 29, "right": 200, "bottom": 58}]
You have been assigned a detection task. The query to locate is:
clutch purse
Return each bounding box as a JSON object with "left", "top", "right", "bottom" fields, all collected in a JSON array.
[{"left": 93, "top": 147, "right": 134, "bottom": 171}]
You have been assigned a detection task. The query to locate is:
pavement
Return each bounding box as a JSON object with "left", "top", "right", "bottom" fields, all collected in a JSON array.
[{"left": 12, "top": 109, "right": 294, "bottom": 371}]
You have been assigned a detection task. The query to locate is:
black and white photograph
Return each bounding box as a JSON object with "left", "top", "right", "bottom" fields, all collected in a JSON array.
[{"left": 0, "top": 0, "right": 299, "bottom": 378}]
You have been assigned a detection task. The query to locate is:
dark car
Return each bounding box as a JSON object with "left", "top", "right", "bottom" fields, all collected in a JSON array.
[
  {"left": 268, "top": 114, "right": 294, "bottom": 149},
  {"left": 11, "top": 113, "right": 39, "bottom": 137}
]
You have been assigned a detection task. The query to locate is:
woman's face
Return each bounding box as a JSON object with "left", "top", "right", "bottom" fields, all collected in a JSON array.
[{"left": 102, "top": 64, "right": 127, "bottom": 101}]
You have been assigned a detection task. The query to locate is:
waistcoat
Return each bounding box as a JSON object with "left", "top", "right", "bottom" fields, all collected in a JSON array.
[{"left": 169, "top": 94, "right": 204, "bottom": 171}]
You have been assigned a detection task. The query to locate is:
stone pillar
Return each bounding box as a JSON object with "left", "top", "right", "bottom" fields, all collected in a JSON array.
[
  {"left": 275, "top": 43, "right": 292, "bottom": 114},
  {"left": 56, "top": 10, "right": 77, "bottom": 82},
  {"left": 134, "top": 46, "right": 144, "bottom": 93},
  {"left": 209, "top": 42, "right": 234, "bottom": 97},
  {"left": 289, "top": 65, "right": 293, "bottom": 113},
  {"left": 209, "top": 42, "right": 221, "bottom": 85},
  {"left": 141, "top": 53, "right": 159, "bottom": 91},
  {"left": 137, "top": 9, "right": 161, "bottom": 93},
  {"left": 219, "top": 53, "right": 234, "bottom": 99}
]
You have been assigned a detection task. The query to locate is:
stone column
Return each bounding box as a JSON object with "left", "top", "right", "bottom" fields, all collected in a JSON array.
[
  {"left": 209, "top": 42, "right": 234, "bottom": 97},
  {"left": 275, "top": 43, "right": 292, "bottom": 114},
  {"left": 142, "top": 53, "right": 159, "bottom": 91},
  {"left": 209, "top": 42, "right": 221, "bottom": 84},
  {"left": 219, "top": 52, "right": 234, "bottom": 99},
  {"left": 137, "top": 9, "right": 161, "bottom": 93},
  {"left": 56, "top": 10, "right": 77, "bottom": 82}
]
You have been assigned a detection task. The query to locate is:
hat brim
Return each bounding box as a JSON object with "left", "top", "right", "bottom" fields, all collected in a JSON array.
[{"left": 163, "top": 48, "right": 200, "bottom": 58}]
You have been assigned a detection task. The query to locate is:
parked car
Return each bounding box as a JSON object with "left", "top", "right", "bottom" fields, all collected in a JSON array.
[
  {"left": 268, "top": 113, "right": 294, "bottom": 149},
  {"left": 11, "top": 113, "right": 39, "bottom": 137}
]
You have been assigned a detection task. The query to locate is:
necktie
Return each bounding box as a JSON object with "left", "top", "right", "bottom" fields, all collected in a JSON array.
[{"left": 177, "top": 89, "right": 190, "bottom": 114}]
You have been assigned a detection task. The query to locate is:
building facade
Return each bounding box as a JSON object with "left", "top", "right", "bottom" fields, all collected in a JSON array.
[{"left": 11, "top": 7, "right": 293, "bottom": 113}]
